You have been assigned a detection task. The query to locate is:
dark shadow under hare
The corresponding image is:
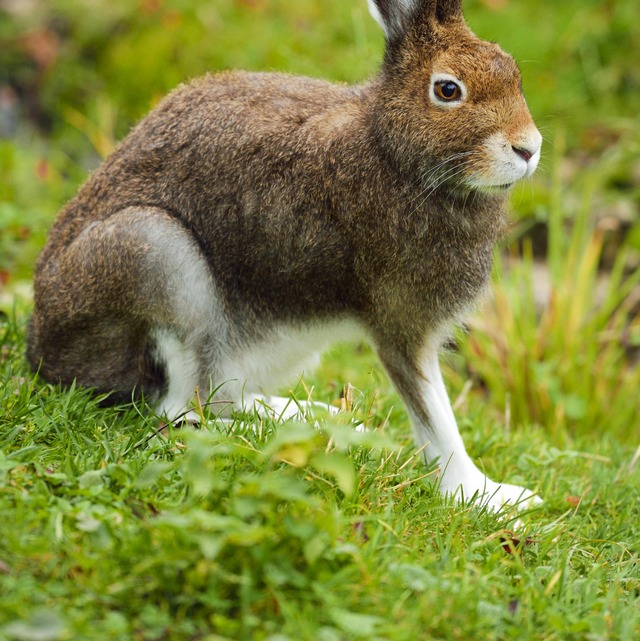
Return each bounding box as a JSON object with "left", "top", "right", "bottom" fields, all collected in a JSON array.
[{"left": 28, "top": 0, "right": 542, "bottom": 514}]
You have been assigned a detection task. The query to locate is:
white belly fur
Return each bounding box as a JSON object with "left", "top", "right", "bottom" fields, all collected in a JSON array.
[{"left": 215, "top": 318, "right": 367, "bottom": 402}]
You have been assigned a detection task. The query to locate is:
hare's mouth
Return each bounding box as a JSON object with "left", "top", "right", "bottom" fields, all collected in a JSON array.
[{"left": 469, "top": 181, "right": 515, "bottom": 195}]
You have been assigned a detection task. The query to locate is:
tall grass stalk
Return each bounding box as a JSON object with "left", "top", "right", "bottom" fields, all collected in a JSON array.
[{"left": 457, "top": 135, "right": 640, "bottom": 443}]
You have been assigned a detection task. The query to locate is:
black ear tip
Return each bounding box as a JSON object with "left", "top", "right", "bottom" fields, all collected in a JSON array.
[{"left": 436, "top": 0, "right": 464, "bottom": 21}]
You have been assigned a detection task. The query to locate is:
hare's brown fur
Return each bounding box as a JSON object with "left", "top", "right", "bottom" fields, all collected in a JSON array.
[{"left": 29, "top": 66, "right": 506, "bottom": 384}]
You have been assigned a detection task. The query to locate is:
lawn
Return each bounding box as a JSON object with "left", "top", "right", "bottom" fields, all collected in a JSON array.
[{"left": 1, "top": 1, "right": 639, "bottom": 639}]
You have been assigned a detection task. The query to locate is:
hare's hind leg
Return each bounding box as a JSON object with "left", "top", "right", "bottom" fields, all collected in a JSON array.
[
  {"left": 150, "top": 327, "right": 203, "bottom": 422},
  {"left": 110, "top": 206, "right": 227, "bottom": 420},
  {"left": 377, "top": 342, "right": 541, "bottom": 515},
  {"left": 29, "top": 207, "right": 221, "bottom": 416}
]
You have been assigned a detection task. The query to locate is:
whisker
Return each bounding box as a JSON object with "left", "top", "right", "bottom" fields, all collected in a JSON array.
[
  {"left": 418, "top": 152, "right": 474, "bottom": 186},
  {"left": 411, "top": 162, "right": 473, "bottom": 219},
  {"left": 416, "top": 153, "right": 475, "bottom": 197}
]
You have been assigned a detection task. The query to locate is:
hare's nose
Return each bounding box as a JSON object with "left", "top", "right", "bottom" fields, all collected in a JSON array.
[{"left": 512, "top": 146, "right": 534, "bottom": 162}]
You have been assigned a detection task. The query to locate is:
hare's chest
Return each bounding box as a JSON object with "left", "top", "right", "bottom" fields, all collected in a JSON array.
[
  {"left": 439, "top": 239, "right": 494, "bottom": 297},
  {"left": 390, "top": 235, "right": 495, "bottom": 323}
]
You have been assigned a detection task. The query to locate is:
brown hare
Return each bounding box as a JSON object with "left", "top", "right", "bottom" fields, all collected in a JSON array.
[{"left": 28, "top": 0, "right": 542, "bottom": 512}]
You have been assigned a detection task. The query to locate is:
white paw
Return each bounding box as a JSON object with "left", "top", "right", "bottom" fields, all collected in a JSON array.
[
  {"left": 248, "top": 395, "right": 338, "bottom": 422},
  {"left": 441, "top": 472, "right": 542, "bottom": 514},
  {"left": 480, "top": 481, "right": 542, "bottom": 513}
]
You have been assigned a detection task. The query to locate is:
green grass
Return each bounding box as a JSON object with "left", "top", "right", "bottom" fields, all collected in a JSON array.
[
  {"left": 1, "top": 0, "right": 640, "bottom": 639},
  {"left": 1, "top": 316, "right": 639, "bottom": 640}
]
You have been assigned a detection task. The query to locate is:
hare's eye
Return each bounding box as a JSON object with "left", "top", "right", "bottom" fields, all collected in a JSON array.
[
  {"left": 429, "top": 74, "right": 467, "bottom": 108},
  {"left": 434, "top": 81, "right": 462, "bottom": 102}
]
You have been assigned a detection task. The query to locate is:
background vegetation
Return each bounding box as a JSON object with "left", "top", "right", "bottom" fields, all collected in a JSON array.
[{"left": 1, "top": 0, "right": 639, "bottom": 639}]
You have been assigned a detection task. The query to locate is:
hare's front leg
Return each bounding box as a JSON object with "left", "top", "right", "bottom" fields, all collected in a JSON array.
[{"left": 378, "top": 345, "right": 540, "bottom": 514}]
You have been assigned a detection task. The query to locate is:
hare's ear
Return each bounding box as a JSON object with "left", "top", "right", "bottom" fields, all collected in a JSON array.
[
  {"left": 368, "top": 0, "right": 423, "bottom": 40},
  {"left": 368, "top": 1, "right": 463, "bottom": 41}
]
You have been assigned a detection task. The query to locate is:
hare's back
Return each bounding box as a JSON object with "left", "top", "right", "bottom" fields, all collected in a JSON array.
[
  {"left": 102, "top": 70, "right": 366, "bottom": 206},
  {"left": 43, "top": 71, "right": 362, "bottom": 251},
  {"left": 152, "top": 71, "right": 362, "bottom": 138}
]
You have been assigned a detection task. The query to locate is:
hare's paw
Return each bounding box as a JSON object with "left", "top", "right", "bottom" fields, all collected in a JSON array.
[
  {"left": 480, "top": 480, "right": 542, "bottom": 513},
  {"left": 246, "top": 394, "right": 338, "bottom": 422},
  {"left": 441, "top": 470, "right": 541, "bottom": 514},
  {"left": 171, "top": 409, "right": 202, "bottom": 428}
]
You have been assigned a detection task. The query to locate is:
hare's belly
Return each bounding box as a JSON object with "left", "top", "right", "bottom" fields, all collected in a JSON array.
[
  {"left": 213, "top": 318, "right": 367, "bottom": 402},
  {"left": 153, "top": 312, "right": 366, "bottom": 418},
  {"left": 115, "top": 206, "right": 365, "bottom": 416}
]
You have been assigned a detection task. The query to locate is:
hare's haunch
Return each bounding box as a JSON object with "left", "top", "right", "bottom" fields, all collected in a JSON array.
[{"left": 28, "top": 0, "right": 542, "bottom": 515}]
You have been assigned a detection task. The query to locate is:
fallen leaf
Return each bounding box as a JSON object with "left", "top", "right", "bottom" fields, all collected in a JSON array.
[
  {"left": 500, "top": 531, "right": 536, "bottom": 554},
  {"left": 35, "top": 159, "right": 50, "bottom": 182},
  {"left": 480, "top": 0, "right": 510, "bottom": 9}
]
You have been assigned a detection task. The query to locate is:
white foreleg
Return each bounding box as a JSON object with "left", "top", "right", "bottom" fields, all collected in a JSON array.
[{"left": 380, "top": 346, "right": 540, "bottom": 513}]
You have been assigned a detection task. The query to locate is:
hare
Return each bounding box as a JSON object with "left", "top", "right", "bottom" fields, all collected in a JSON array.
[{"left": 28, "top": 0, "right": 542, "bottom": 512}]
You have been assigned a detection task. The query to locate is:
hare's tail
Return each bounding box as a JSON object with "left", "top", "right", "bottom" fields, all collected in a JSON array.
[{"left": 27, "top": 296, "right": 168, "bottom": 405}]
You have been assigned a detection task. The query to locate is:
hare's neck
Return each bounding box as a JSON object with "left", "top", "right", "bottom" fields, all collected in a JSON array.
[
  {"left": 421, "top": 186, "right": 508, "bottom": 230},
  {"left": 395, "top": 185, "right": 508, "bottom": 251}
]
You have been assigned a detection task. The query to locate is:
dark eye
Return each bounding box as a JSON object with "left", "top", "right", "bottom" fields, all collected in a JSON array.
[{"left": 434, "top": 81, "right": 462, "bottom": 102}]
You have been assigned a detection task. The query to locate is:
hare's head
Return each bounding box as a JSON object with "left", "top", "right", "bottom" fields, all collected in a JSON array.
[{"left": 369, "top": 0, "right": 541, "bottom": 193}]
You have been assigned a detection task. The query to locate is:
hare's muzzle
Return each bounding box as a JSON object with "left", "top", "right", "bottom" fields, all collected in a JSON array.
[{"left": 465, "top": 125, "right": 542, "bottom": 192}]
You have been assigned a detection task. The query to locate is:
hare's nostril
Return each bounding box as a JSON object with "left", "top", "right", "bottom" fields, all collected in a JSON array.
[{"left": 512, "top": 146, "right": 534, "bottom": 162}]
